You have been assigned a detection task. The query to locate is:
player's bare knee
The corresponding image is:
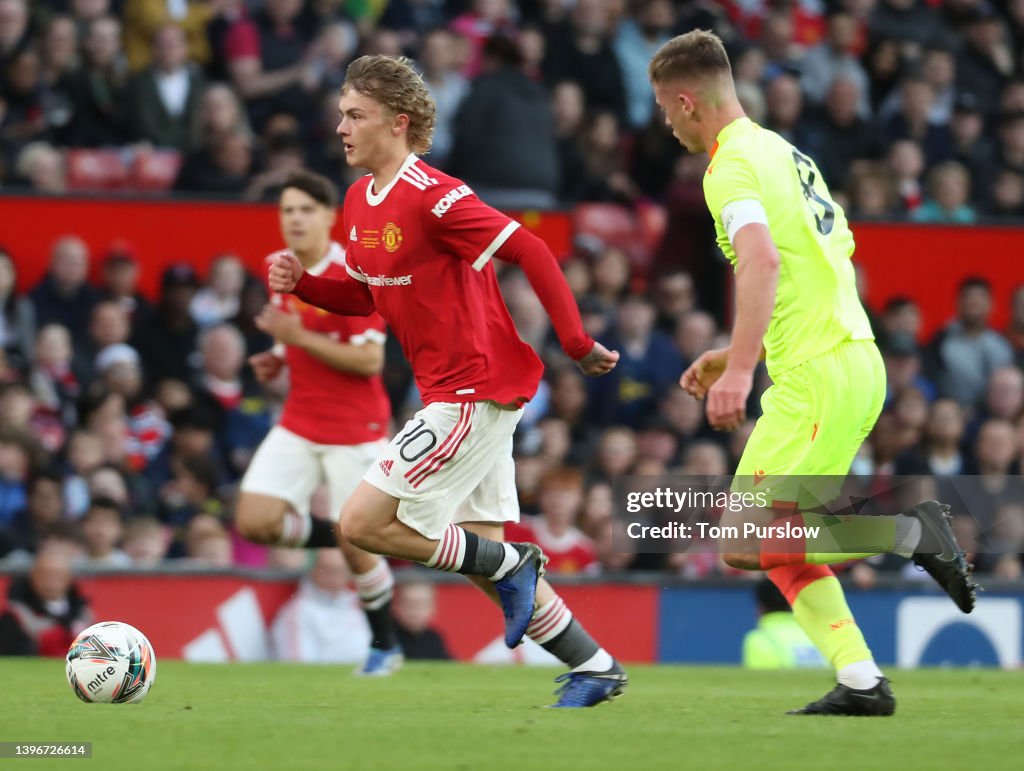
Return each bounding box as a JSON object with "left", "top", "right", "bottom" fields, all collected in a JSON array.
[{"left": 722, "top": 551, "right": 760, "bottom": 570}]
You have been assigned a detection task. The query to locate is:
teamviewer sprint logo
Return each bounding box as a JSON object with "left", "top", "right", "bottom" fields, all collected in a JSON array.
[{"left": 379, "top": 459, "right": 394, "bottom": 477}]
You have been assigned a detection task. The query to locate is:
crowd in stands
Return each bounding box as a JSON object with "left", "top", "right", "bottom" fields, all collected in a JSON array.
[
  {"left": 2, "top": 0, "right": 1024, "bottom": 219},
  {"left": 0, "top": 232, "right": 1022, "bottom": 584}
]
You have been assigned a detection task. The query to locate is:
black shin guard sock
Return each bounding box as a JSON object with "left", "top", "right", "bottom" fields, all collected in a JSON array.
[
  {"left": 365, "top": 599, "right": 398, "bottom": 650},
  {"left": 454, "top": 530, "right": 508, "bottom": 577},
  {"left": 302, "top": 518, "right": 339, "bottom": 548},
  {"left": 541, "top": 619, "right": 601, "bottom": 670}
]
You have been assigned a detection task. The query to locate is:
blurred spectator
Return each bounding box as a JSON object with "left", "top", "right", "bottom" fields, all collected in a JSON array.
[
  {"left": 393, "top": 579, "right": 450, "bottom": 660},
  {"left": 271, "top": 548, "right": 371, "bottom": 663},
  {"left": 577, "top": 110, "right": 638, "bottom": 203},
  {"left": 231, "top": 276, "right": 274, "bottom": 358},
  {"left": 652, "top": 271, "right": 696, "bottom": 335},
  {"left": 0, "top": 544, "right": 92, "bottom": 656},
  {"left": 190, "top": 254, "right": 245, "bottom": 327},
  {"left": 13, "top": 141, "right": 67, "bottom": 193},
  {"left": 6, "top": 468, "right": 66, "bottom": 555},
  {"left": 911, "top": 161, "right": 975, "bottom": 223},
  {"left": 122, "top": 0, "right": 213, "bottom": 72},
  {"left": 986, "top": 166, "right": 1024, "bottom": 218},
  {"left": 128, "top": 24, "right": 205, "bottom": 151},
  {"left": 174, "top": 126, "right": 253, "bottom": 193},
  {"left": 29, "top": 236, "right": 100, "bottom": 346},
  {"left": 742, "top": 578, "right": 826, "bottom": 669},
  {"left": 0, "top": 425, "right": 34, "bottom": 530},
  {"left": 380, "top": 0, "right": 447, "bottom": 52},
  {"left": 62, "top": 428, "right": 104, "bottom": 517},
  {"left": 450, "top": 0, "right": 518, "bottom": 78},
  {"left": 76, "top": 299, "right": 130, "bottom": 383},
  {"left": 0, "top": 47, "right": 49, "bottom": 153},
  {"left": 956, "top": 4, "right": 1012, "bottom": 117},
  {"left": 192, "top": 323, "right": 270, "bottom": 477},
  {"left": 980, "top": 366, "right": 1024, "bottom": 424},
  {"left": 65, "top": 15, "right": 130, "bottom": 147},
  {"left": 99, "top": 249, "right": 153, "bottom": 328},
  {"left": 159, "top": 454, "right": 223, "bottom": 537},
  {"left": 846, "top": 162, "right": 899, "bottom": 219},
  {"left": 949, "top": 93, "right": 993, "bottom": 188},
  {"left": 122, "top": 516, "right": 169, "bottom": 565},
  {"left": 881, "top": 333, "right": 935, "bottom": 404},
  {"left": 40, "top": 15, "right": 79, "bottom": 97},
  {"left": 1009, "top": 285, "right": 1024, "bottom": 367},
  {"left": 223, "top": 0, "right": 317, "bottom": 131},
  {"left": 182, "top": 511, "right": 232, "bottom": 565},
  {"left": 674, "top": 310, "right": 717, "bottom": 367},
  {"left": 131, "top": 263, "right": 200, "bottom": 383},
  {"left": 0, "top": 247, "right": 35, "bottom": 373},
  {"left": 929, "top": 277, "right": 1014, "bottom": 408},
  {"left": 764, "top": 73, "right": 806, "bottom": 145},
  {"left": 28, "top": 323, "right": 80, "bottom": 436},
  {"left": 869, "top": 0, "right": 943, "bottom": 50},
  {"left": 190, "top": 81, "right": 252, "bottom": 150},
  {"left": 0, "top": 0, "right": 29, "bottom": 76},
  {"left": 449, "top": 34, "right": 558, "bottom": 209},
  {"left": 79, "top": 496, "right": 130, "bottom": 566},
  {"left": 550, "top": 80, "right": 588, "bottom": 202},
  {"left": 898, "top": 398, "right": 966, "bottom": 476},
  {"left": 886, "top": 139, "right": 925, "bottom": 212},
  {"left": 419, "top": 28, "right": 468, "bottom": 168},
  {"left": 589, "top": 426, "right": 637, "bottom": 482},
  {"left": 91, "top": 345, "right": 168, "bottom": 473},
  {"left": 614, "top": 0, "right": 673, "bottom": 130},
  {"left": 880, "top": 297, "right": 922, "bottom": 344},
  {"left": 590, "top": 294, "right": 682, "bottom": 426},
  {"left": 801, "top": 11, "right": 870, "bottom": 118},
  {"left": 543, "top": 0, "right": 626, "bottom": 123},
  {"left": 804, "top": 75, "right": 879, "bottom": 192},
  {"left": 545, "top": 368, "right": 598, "bottom": 460},
  {"left": 883, "top": 76, "right": 952, "bottom": 167},
  {"left": 507, "top": 466, "right": 596, "bottom": 573}
]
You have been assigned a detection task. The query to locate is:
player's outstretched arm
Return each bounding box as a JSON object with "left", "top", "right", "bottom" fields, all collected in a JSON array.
[
  {"left": 496, "top": 227, "right": 618, "bottom": 375},
  {"left": 268, "top": 252, "right": 376, "bottom": 317}
]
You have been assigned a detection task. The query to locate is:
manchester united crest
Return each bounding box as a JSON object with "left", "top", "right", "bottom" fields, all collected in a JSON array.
[{"left": 382, "top": 222, "right": 403, "bottom": 253}]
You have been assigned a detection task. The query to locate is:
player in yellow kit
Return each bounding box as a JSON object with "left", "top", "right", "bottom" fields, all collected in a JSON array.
[{"left": 649, "top": 30, "right": 977, "bottom": 715}]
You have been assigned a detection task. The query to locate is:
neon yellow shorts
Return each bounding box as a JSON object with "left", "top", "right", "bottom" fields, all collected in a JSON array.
[{"left": 734, "top": 339, "right": 885, "bottom": 507}]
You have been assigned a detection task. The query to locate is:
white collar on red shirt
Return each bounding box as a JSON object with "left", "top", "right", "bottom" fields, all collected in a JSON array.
[
  {"left": 304, "top": 241, "right": 346, "bottom": 276},
  {"left": 365, "top": 153, "right": 421, "bottom": 207}
]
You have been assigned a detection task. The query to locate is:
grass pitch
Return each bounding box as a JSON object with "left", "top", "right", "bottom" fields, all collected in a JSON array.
[{"left": 0, "top": 660, "right": 1018, "bottom": 771}]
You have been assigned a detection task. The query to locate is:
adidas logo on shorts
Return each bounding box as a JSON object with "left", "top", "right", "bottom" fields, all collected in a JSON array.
[{"left": 379, "top": 459, "right": 394, "bottom": 477}]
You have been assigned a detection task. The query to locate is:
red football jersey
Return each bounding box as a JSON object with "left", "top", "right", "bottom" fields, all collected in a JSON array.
[
  {"left": 505, "top": 518, "right": 596, "bottom": 575},
  {"left": 267, "top": 242, "right": 391, "bottom": 445},
  {"left": 341, "top": 155, "right": 544, "bottom": 406}
]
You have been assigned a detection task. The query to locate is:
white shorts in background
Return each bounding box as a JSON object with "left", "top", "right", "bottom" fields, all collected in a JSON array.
[
  {"left": 240, "top": 426, "right": 386, "bottom": 520},
  {"left": 363, "top": 401, "right": 522, "bottom": 540}
]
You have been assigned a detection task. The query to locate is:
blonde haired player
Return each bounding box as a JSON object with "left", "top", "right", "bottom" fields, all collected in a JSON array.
[
  {"left": 650, "top": 30, "right": 976, "bottom": 715},
  {"left": 269, "top": 55, "right": 626, "bottom": 707},
  {"left": 238, "top": 169, "right": 401, "bottom": 675}
]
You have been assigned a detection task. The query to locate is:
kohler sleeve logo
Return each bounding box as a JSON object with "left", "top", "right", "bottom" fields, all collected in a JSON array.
[{"left": 432, "top": 185, "right": 473, "bottom": 218}]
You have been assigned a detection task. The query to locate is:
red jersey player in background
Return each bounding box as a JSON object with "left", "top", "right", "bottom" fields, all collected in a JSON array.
[
  {"left": 269, "top": 55, "right": 626, "bottom": 708},
  {"left": 237, "top": 170, "right": 402, "bottom": 676}
]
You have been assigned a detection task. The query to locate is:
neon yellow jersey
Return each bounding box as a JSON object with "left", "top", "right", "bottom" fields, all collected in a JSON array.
[{"left": 703, "top": 117, "right": 873, "bottom": 377}]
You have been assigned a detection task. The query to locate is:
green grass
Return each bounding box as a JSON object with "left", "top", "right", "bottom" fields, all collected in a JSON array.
[{"left": 0, "top": 660, "right": 1020, "bottom": 770}]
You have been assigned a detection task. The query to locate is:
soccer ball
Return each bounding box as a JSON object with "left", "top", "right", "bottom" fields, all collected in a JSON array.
[{"left": 66, "top": 621, "right": 157, "bottom": 704}]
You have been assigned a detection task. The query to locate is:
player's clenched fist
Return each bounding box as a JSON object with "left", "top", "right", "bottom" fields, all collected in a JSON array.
[
  {"left": 268, "top": 252, "right": 305, "bottom": 294},
  {"left": 575, "top": 341, "right": 619, "bottom": 376}
]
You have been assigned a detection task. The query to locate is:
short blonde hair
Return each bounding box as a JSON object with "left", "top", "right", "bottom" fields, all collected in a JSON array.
[
  {"left": 648, "top": 29, "right": 732, "bottom": 85},
  {"left": 343, "top": 55, "right": 437, "bottom": 155}
]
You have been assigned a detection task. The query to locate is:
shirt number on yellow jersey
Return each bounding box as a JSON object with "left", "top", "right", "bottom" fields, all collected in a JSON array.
[{"left": 792, "top": 150, "right": 835, "bottom": 236}]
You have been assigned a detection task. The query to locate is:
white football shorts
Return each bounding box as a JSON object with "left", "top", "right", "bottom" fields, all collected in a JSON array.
[
  {"left": 362, "top": 401, "right": 522, "bottom": 540},
  {"left": 240, "top": 426, "right": 386, "bottom": 520}
]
